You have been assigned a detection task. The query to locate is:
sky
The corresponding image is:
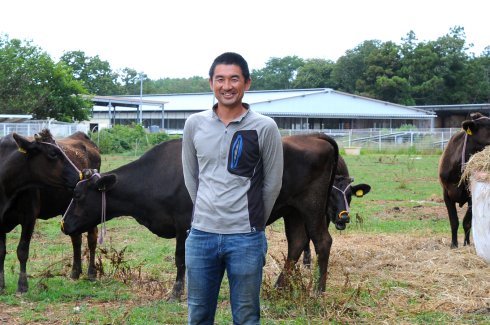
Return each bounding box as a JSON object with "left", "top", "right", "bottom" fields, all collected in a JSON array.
[{"left": 1, "top": 0, "right": 488, "bottom": 80}]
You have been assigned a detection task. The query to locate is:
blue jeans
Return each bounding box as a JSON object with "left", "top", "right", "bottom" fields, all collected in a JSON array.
[{"left": 185, "top": 228, "right": 267, "bottom": 325}]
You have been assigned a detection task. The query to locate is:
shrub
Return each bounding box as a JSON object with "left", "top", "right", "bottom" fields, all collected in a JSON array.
[{"left": 90, "top": 124, "right": 176, "bottom": 154}]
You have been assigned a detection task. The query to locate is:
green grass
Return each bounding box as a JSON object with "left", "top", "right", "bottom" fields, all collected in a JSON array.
[{"left": 1, "top": 152, "right": 489, "bottom": 324}]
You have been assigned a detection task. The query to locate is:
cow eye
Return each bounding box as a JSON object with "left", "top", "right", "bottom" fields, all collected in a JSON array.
[
  {"left": 73, "top": 188, "right": 82, "bottom": 200},
  {"left": 47, "top": 148, "right": 61, "bottom": 160}
]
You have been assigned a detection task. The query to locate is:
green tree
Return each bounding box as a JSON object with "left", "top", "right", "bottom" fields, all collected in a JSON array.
[
  {"left": 332, "top": 40, "right": 380, "bottom": 95},
  {"left": 60, "top": 50, "right": 120, "bottom": 95},
  {"left": 118, "top": 67, "right": 141, "bottom": 95},
  {"left": 399, "top": 26, "right": 474, "bottom": 105},
  {"left": 292, "top": 58, "right": 335, "bottom": 89},
  {"left": 0, "top": 35, "right": 91, "bottom": 121},
  {"left": 251, "top": 56, "right": 305, "bottom": 90}
]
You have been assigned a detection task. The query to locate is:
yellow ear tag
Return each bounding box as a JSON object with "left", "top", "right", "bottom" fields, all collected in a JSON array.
[
  {"left": 18, "top": 147, "right": 27, "bottom": 154},
  {"left": 79, "top": 171, "right": 83, "bottom": 181},
  {"left": 466, "top": 129, "right": 472, "bottom": 136},
  {"left": 356, "top": 189, "right": 364, "bottom": 197}
]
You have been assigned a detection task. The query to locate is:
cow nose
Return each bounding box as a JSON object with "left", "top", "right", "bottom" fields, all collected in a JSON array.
[{"left": 337, "top": 210, "right": 350, "bottom": 224}]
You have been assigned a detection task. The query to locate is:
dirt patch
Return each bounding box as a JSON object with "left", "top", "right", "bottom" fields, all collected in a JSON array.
[{"left": 265, "top": 226, "right": 490, "bottom": 321}]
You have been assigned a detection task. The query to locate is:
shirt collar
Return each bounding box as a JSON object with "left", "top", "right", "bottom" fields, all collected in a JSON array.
[{"left": 212, "top": 103, "right": 250, "bottom": 123}]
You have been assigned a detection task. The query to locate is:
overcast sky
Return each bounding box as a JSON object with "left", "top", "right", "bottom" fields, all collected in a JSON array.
[{"left": 1, "top": 0, "right": 488, "bottom": 80}]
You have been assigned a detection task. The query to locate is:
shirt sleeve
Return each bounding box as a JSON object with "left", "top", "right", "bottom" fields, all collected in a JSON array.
[
  {"left": 261, "top": 120, "right": 284, "bottom": 221},
  {"left": 182, "top": 116, "right": 199, "bottom": 204}
]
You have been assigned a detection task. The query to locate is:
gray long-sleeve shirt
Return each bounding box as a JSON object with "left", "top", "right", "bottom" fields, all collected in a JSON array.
[{"left": 182, "top": 104, "right": 283, "bottom": 234}]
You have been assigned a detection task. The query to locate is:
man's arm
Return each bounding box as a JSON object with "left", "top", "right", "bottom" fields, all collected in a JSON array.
[
  {"left": 261, "top": 121, "right": 283, "bottom": 220},
  {"left": 182, "top": 117, "right": 199, "bottom": 204}
]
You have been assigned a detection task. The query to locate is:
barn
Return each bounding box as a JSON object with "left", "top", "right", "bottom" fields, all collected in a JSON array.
[{"left": 89, "top": 88, "right": 436, "bottom": 133}]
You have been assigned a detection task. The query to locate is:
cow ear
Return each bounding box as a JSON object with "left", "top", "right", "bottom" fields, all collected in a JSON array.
[
  {"left": 352, "top": 184, "right": 371, "bottom": 197},
  {"left": 12, "top": 133, "right": 35, "bottom": 155},
  {"left": 95, "top": 174, "right": 117, "bottom": 192},
  {"left": 462, "top": 120, "right": 476, "bottom": 136}
]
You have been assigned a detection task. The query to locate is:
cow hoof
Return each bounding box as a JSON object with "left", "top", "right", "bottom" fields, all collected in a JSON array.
[
  {"left": 87, "top": 272, "right": 97, "bottom": 282},
  {"left": 70, "top": 270, "right": 81, "bottom": 280},
  {"left": 16, "top": 286, "right": 28, "bottom": 294},
  {"left": 450, "top": 243, "right": 458, "bottom": 249}
]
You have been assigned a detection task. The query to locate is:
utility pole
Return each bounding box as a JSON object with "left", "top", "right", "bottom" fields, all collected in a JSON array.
[{"left": 139, "top": 72, "right": 144, "bottom": 125}]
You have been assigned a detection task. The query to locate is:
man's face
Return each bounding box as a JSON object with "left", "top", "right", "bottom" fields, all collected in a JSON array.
[{"left": 210, "top": 64, "right": 251, "bottom": 108}]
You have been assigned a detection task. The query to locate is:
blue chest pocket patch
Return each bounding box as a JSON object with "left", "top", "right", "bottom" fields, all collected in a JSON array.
[{"left": 228, "top": 130, "right": 260, "bottom": 178}]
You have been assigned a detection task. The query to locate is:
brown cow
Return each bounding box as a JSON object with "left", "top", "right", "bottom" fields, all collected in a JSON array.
[
  {"left": 302, "top": 155, "right": 371, "bottom": 266},
  {"left": 439, "top": 112, "right": 490, "bottom": 248},
  {"left": 0, "top": 129, "right": 100, "bottom": 293}
]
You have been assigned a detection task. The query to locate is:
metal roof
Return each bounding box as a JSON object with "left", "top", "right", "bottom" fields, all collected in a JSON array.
[
  {"left": 92, "top": 88, "right": 436, "bottom": 119},
  {"left": 0, "top": 114, "right": 33, "bottom": 123}
]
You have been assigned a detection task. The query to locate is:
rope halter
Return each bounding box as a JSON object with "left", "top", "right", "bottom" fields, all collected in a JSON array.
[
  {"left": 61, "top": 172, "right": 108, "bottom": 244},
  {"left": 39, "top": 140, "right": 83, "bottom": 181},
  {"left": 332, "top": 182, "right": 352, "bottom": 221}
]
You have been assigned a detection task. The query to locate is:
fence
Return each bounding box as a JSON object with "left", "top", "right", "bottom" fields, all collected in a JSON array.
[
  {"left": 282, "top": 128, "right": 461, "bottom": 152},
  {"left": 2, "top": 122, "right": 460, "bottom": 153},
  {"left": 0, "top": 121, "right": 88, "bottom": 138}
]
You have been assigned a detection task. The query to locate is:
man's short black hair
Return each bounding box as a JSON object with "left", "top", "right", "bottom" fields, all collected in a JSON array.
[{"left": 209, "top": 52, "right": 250, "bottom": 81}]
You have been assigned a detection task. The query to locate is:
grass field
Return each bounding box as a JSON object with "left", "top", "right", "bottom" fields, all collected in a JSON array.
[{"left": 1, "top": 152, "right": 489, "bottom": 324}]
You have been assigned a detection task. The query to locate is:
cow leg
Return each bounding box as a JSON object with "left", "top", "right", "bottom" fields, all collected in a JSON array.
[
  {"left": 275, "top": 216, "right": 309, "bottom": 289},
  {"left": 17, "top": 219, "right": 36, "bottom": 293},
  {"left": 304, "top": 211, "right": 333, "bottom": 293},
  {"left": 86, "top": 227, "right": 98, "bottom": 281},
  {"left": 443, "top": 191, "right": 459, "bottom": 248},
  {"left": 309, "top": 229, "right": 332, "bottom": 293},
  {"left": 70, "top": 234, "right": 83, "bottom": 279},
  {"left": 0, "top": 233, "right": 6, "bottom": 292},
  {"left": 170, "top": 230, "right": 186, "bottom": 300},
  {"left": 463, "top": 203, "right": 472, "bottom": 246},
  {"left": 302, "top": 241, "right": 312, "bottom": 268}
]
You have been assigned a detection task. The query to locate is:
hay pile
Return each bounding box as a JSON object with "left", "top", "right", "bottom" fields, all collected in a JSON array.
[{"left": 461, "top": 145, "right": 490, "bottom": 184}]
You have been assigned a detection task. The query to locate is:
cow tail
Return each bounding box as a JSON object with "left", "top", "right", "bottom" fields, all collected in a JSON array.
[{"left": 323, "top": 134, "right": 339, "bottom": 210}]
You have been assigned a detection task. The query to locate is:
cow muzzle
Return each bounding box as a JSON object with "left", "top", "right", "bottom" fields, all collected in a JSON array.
[{"left": 335, "top": 210, "right": 350, "bottom": 230}]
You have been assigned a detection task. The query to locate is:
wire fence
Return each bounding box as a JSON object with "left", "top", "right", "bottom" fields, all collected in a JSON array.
[
  {"left": 282, "top": 128, "right": 461, "bottom": 153},
  {"left": 2, "top": 122, "right": 460, "bottom": 153},
  {"left": 0, "top": 121, "right": 89, "bottom": 138}
]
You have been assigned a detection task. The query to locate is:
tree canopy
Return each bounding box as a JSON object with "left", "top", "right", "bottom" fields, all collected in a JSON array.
[{"left": 1, "top": 26, "right": 489, "bottom": 122}]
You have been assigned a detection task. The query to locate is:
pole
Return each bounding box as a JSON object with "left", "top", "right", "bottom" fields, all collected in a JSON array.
[{"left": 139, "top": 72, "right": 143, "bottom": 125}]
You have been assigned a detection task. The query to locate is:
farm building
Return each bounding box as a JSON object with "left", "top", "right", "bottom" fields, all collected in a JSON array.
[{"left": 89, "top": 88, "right": 437, "bottom": 132}]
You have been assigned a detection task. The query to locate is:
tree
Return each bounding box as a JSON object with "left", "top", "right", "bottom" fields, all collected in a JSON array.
[
  {"left": 0, "top": 35, "right": 91, "bottom": 121},
  {"left": 60, "top": 51, "right": 121, "bottom": 95},
  {"left": 332, "top": 40, "right": 381, "bottom": 95},
  {"left": 292, "top": 58, "right": 336, "bottom": 89},
  {"left": 250, "top": 56, "right": 305, "bottom": 90}
]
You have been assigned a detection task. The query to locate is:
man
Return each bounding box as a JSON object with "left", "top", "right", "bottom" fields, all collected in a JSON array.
[{"left": 182, "top": 52, "right": 284, "bottom": 324}]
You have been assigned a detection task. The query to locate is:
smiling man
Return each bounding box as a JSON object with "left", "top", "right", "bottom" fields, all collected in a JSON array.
[{"left": 182, "top": 52, "right": 284, "bottom": 325}]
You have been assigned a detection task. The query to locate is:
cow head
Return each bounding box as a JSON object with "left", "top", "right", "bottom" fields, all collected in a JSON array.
[
  {"left": 462, "top": 112, "right": 490, "bottom": 150},
  {"left": 12, "top": 131, "right": 82, "bottom": 189},
  {"left": 329, "top": 175, "right": 371, "bottom": 230},
  {"left": 62, "top": 172, "right": 117, "bottom": 236}
]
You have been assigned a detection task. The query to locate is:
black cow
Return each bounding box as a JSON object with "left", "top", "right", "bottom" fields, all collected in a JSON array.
[
  {"left": 61, "top": 133, "right": 339, "bottom": 298},
  {"left": 439, "top": 112, "right": 490, "bottom": 248},
  {"left": 302, "top": 155, "right": 371, "bottom": 266},
  {"left": 0, "top": 130, "right": 100, "bottom": 293}
]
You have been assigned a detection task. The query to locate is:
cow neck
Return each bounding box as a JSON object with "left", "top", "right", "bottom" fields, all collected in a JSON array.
[{"left": 461, "top": 132, "right": 468, "bottom": 173}]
